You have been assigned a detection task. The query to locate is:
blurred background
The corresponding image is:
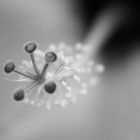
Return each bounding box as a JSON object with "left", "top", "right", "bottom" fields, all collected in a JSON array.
[{"left": 0, "top": 0, "right": 140, "bottom": 140}]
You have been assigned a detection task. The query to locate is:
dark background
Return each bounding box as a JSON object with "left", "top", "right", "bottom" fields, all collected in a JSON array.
[{"left": 79, "top": 0, "right": 140, "bottom": 64}]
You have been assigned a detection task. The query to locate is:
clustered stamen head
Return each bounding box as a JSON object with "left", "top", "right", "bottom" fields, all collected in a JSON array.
[
  {"left": 24, "top": 42, "right": 37, "bottom": 53},
  {"left": 3, "top": 42, "right": 104, "bottom": 109},
  {"left": 44, "top": 81, "right": 56, "bottom": 94},
  {"left": 4, "top": 61, "right": 15, "bottom": 73},
  {"left": 13, "top": 89, "right": 25, "bottom": 101},
  {"left": 45, "top": 51, "right": 57, "bottom": 63}
]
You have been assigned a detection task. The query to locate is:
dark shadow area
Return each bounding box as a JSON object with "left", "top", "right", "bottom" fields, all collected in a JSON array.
[{"left": 74, "top": 0, "right": 140, "bottom": 68}]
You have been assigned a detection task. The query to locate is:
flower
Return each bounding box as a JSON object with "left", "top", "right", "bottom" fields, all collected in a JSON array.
[{"left": 3, "top": 41, "right": 104, "bottom": 109}]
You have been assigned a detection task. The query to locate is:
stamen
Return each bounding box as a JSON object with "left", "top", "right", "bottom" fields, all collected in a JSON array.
[
  {"left": 41, "top": 63, "right": 49, "bottom": 78},
  {"left": 30, "top": 53, "right": 40, "bottom": 75},
  {"left": 23, "top": 82, "right": 39, "bottom": 102},
  {"left": 24, "top": 41, "right": 40, "bottom": 75},
  {"left": 40, "top": 51, "right": 57, "bottom": 78},
  {"left": 24, "top": 81, "right": 39, "bottom": 92},
  {"left": 14, "top": 69, "right": 35, "bottom": 80},
  {"left": 54, "top": 62, "right": 64, "bottom": 76},
  {"left": 56, "top": 67, "right": 73, "bottom": 81}
]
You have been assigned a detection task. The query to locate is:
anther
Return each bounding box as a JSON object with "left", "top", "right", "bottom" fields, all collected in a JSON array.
[
  {"left": 44, "top": 81, "right": 56, "bottom": 94},
  {"left": 45, "top": 51, "right": 57, "bottom": 63},
  {"left": 24, "top": 42, "right": 37, "bottom": 53},
  {"left": 13, "top": 89, "right": 25, "bottom": 101},
  {"left": 4, "top": 61, "right": 15, "bottom": 73}
]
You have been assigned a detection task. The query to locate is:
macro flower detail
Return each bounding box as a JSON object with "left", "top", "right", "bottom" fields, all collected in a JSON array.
[{"left": 3, "top": 41, "right": 104, "bottom": 109}]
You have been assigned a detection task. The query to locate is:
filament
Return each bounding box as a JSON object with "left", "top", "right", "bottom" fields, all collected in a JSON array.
[
  {"left": 25, "top": 81, "right": 38, "bottom": 92},
  {"left": 41, "top": 63, "right": 49, "bottom": 77},
  {"left": 30, "top": 53, "right": 40, "bottom": 75},
  {"left": 14, "top": 70, "right": 35, "bottom": 80}
]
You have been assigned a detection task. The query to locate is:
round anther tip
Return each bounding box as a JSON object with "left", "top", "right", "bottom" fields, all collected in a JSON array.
[
  {"left": 13, "top": 89, "right": 25, "bottom": 101},
  {"left": 45, "top": 51, "right": 57, "bottom": 63},
  {"left": 24, "top": 42, "right": 37, "bottom": 53},
  {"left": 4, "top": 61, "right": 15, "bottom": 73},
  {"left": 44, "top": 81, "right": 56, "bottom": 94}
]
